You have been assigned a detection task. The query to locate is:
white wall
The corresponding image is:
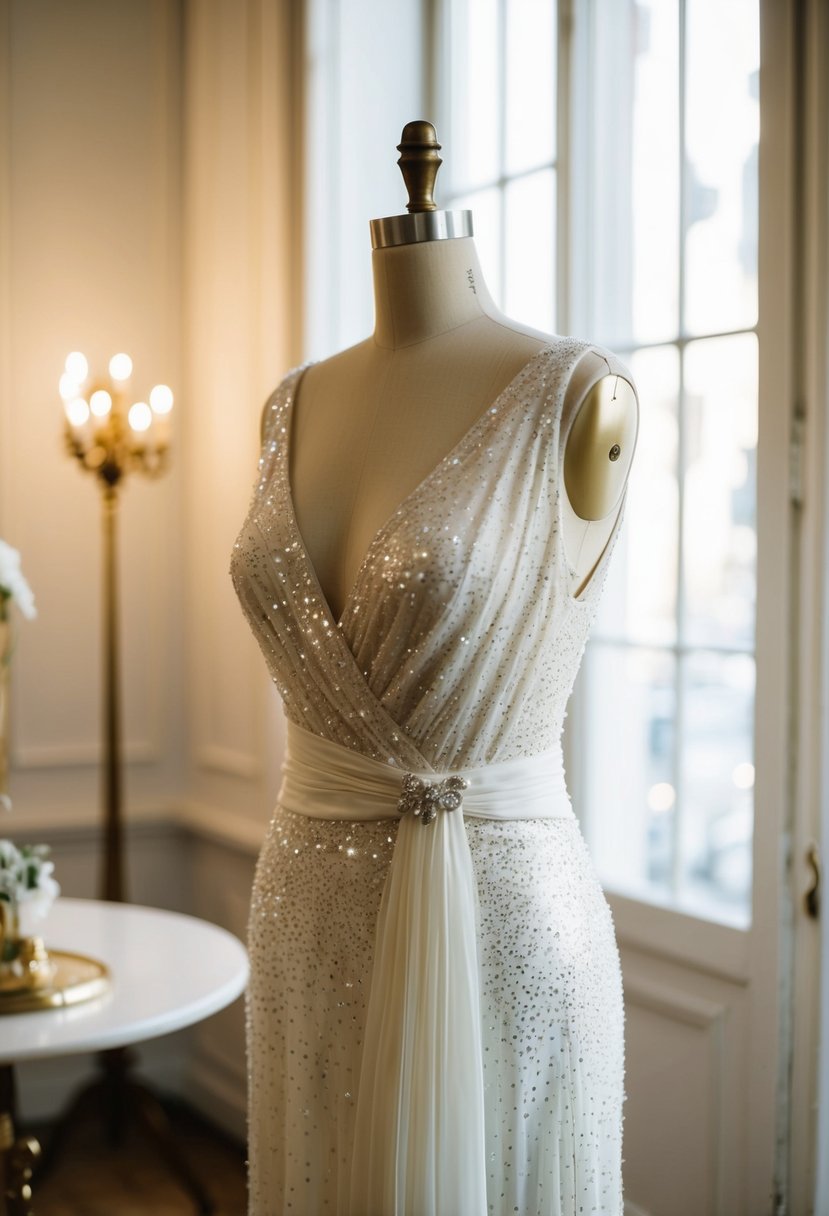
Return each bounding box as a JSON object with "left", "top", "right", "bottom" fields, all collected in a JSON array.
[
  {"left": 1, "top": 0, "right": 426, "bottom": 1140},
  {"left": 0, "top": 0, "right": 185, "bottom": 829},
  {"left": 178, "top": 0, "right": 305, "bottom": 1135},
  {"left": 178, "top": 0, "right": 425, "bottom": 1132},
  {"left": 0, "top": 0, "right": 194, "bottom": 1123}
]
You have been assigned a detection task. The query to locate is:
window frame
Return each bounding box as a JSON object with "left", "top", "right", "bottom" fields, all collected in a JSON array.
[{"left": 430, "top": 0, "right": 762, "bottom": 931}]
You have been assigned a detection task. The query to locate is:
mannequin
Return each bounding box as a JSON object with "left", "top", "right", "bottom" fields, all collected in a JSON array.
[
  {"left": 264, "top": 121, "right": 638, "bottom": 614},
  {"left": 236, "top": 122, "right": 633, "bottom": 1214}
]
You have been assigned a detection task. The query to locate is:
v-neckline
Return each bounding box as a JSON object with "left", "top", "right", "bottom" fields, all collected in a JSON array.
[{"left": 280, "top": 342, "right": 559, "bottom": 631}]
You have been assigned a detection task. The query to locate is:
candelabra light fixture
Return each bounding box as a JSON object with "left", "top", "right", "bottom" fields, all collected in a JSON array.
[
  {"left": 58, "top": 350, "right": 174, "bottom": 906},
  {"left": 43, "top": 354, "right": 210, "bottom": 1214},
  {"left": 61, "top": 350, "right": 173, "bottom": 487}
]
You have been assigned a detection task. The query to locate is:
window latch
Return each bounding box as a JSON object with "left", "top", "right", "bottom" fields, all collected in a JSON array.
[{"left": 805, "top": 842, "right": 821, "bottom": 920}]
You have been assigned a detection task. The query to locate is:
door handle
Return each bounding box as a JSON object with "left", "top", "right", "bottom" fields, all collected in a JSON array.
[{"left": 805, "top": 842, "right": 821, "bottom": 920}]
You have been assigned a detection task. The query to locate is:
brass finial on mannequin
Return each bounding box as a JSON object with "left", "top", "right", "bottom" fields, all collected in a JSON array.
[
  {"left": 396, "top": 120, "right": 443, "bottom": 213},
  {"left": 369, "top": 120, "right": 473, "bottom": 249}
]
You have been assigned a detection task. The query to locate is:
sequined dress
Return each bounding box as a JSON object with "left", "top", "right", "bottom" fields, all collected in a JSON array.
[{"left": 229, "top": 337, "right": 629, "bottom": 1215}]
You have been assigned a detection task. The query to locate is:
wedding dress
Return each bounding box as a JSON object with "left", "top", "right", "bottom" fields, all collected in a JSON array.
[{"left": 230, "top": 336, "right": 628, "bottom": 1216}]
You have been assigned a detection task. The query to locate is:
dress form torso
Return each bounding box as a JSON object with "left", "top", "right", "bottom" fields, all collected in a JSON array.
[
  {"left": 235, "top": 178, "right": 632, "bottom": 1212},
  {"left": 268, "top": 234, "right": 639, "bottom": 619}
]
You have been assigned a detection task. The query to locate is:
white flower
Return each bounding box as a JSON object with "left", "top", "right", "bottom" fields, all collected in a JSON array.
[
  {"left": 0, "top": 840, "right": 60, "bottom": 932},
  {"left": 0, "top": 539, "right": 37, "bottom": 620},
  {"left": 0, "top": 838, "right": 19, "bottom": 873},
  {"left": 17, "top": 876, "right": 60, "bottom": 936}
]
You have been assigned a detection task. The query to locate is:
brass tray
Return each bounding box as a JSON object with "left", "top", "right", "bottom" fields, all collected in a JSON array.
[{"left": 0, "top": 948, "right": 111, "bottom": 1014}]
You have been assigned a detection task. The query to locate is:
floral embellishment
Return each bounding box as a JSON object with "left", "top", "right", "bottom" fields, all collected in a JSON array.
[{"left": 397, "top": 773, "right": 469, "bottom": 826}]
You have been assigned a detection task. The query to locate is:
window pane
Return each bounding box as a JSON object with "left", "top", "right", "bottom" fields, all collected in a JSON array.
[
  {"left": 445, "top": 0, "right": 500, "bottom": 193},
  {"left": 505, "top": 0, "right": 556, "bottom": 175},
  {"left": 592, "top": 0, "right": 680, "bottom": 347},
  {"left": 677, "top": 650, "right": 754, "bottom": 925},
  {"left": 682, "top": 333, "right": 757, "bottom": 649},
  {"left": 437, "top": 0, "right": 760, "bottom": 928},
  {"left": 504, "top": 168, "right": 555, "bottom": 333},
  {"left": 602, "top": 345, "right": 680, "bottom": 648},
  {"left": 452, "top": 185, "right": 502, "bottom": 304},
  {"left": 582, "top": 645, "right": 677, "bottom": 905},
  {"left": 631, "top": 0, "right": 680, "bottom": 343},
  {"left": 684, "top": 0, "right": 759, "bottom": 335}
]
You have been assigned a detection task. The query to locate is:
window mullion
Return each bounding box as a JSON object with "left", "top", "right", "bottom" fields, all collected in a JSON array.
[
  {"left": 671, "top": 0, "right": 688, "bottom": 902},
  {"left": 556, "top": 0, "right": 575, "bottom": 333},
  {"left": 497, "top": 0, "right": 507, "bottom": 305}
]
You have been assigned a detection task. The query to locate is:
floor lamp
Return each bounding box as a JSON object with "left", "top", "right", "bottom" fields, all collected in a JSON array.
[{"left": 34, "top": 353, "right": 215, "bottom": 1213}]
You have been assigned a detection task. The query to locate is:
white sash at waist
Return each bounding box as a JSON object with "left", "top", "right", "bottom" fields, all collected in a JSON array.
[
  {"left": 278, "top": 719, "right": 575, "bottom": 823},
  {"left": 276, "top": 721, "right": 575, "bottom": 1216}
]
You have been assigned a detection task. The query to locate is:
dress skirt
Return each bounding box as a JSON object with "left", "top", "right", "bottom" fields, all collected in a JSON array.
[{"left": 245, "top": 803, "right": 625, "bottom": 1216}]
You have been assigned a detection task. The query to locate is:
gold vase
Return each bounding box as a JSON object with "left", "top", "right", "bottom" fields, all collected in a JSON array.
[
  {"left": 0, "top": 901, "right": 55, "bottom": 992},
  {"left": 0, "top": 896, "right": 19, "bottom": 964}
]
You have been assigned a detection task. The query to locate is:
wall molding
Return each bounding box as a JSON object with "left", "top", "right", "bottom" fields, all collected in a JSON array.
[
  {"left": 195, "top": 742, "right": 261, "bottom": 780},
  {"left": 2, "top": 798, "right": 264, "bottom": 856},
  {"left": 2, "top": 801, "right": 174, "bottom": 837},
  {"left": 623, "top": 972, "right": 729, "bottom": 1216},
  {"left": 13, "top": 737, "right": 161, "bottom": 769},
  {"left": 610, "top": 890, "right": 751, "bottom": 984},
  {"left": 623, "top": 973, "right": 728, "bottom": 1030},
  {"left": 185, "top": 1037, "right": 247, "bottom": 1141},
  {"left": 16, "top": 1027, "right": 193, "bottom": 1127},
  {"left": 175, "top": 798, "right": 265, "bottom": 855}
]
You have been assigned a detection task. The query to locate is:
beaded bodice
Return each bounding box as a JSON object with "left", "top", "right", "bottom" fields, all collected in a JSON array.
[{"left": 229, "top": 337, "right": 627, "bottom": 772}]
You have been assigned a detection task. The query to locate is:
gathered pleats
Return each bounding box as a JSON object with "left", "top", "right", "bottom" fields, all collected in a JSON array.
[{"left": 277, "top": 722, "right": 575, "bottom": 1216}]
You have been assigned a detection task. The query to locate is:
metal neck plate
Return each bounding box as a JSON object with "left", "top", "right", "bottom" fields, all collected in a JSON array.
[{"left": 370, "top": 209, "right": 474, "bottom": 250}]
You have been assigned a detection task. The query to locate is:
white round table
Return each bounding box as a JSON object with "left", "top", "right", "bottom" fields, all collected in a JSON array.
[
  {"left": 0, "top": 897, "right": 249, "bottom": 1063},
  {"left": 0, "top": 897, "right": 249, "bottom": 1215}
]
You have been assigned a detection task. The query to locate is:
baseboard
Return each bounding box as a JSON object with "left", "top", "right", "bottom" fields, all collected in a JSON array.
[
  {"left": 184, "top": 1042, "right": 247, "bottom": 1142},
  {"left": 174, "top": 798, "right": 264, "bottom": 856},
  {"left": 3, "top": 799, "right": 264, "bottom": 857},
  {"left": 14, "top": 1025, "right": 193, "bottom": 1126}
]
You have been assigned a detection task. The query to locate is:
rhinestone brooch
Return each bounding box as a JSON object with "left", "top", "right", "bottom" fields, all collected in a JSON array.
[{"left": 397, "top": 773, "right": 470, "bottom": 826}]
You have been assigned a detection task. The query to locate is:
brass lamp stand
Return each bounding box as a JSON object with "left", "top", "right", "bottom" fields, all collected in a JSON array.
[
  {"left": 59, "top": 350, "right": 170, "bottom": 900},
  {"left": 26, "top": 354, "right": 215, "bottom": 1214}
]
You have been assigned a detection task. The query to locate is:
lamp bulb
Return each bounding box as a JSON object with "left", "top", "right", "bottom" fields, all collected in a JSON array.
[
  {"left": 128, "top": 401, "right": 152, "bottom": 432},
  {"left": 64, "top": 351, "right": 89, "bottom": 384},
  {"left": 65, "top": 397, "right": 90, "bottom": 427},
  {"left": 109, "top": 353, "right": 133, "bottom": 381},
  {"left": 149, "top": 384, "right": 174, "bottom": 414},
  {"left": 90, "top": 389, "right": 113, "bottom": 417},
  {"left": 59, "top": 372, "right": 81, "bottom": 401}
]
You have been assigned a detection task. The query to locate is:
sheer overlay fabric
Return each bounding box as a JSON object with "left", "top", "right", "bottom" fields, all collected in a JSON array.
[{"left": 230, "top": 337, "right": 629, "bottom": 1214}]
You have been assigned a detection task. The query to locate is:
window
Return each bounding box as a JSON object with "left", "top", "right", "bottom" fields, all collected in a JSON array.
[
  {"left": 434, "top": 0, "right": 560, "bottom": 334},
  {"left": 434, "top": 0, "right": 759, "bottom": 927}
]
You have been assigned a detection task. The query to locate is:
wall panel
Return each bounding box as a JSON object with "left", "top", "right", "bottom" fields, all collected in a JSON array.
[
  {"left": 182, "top": 0, "right": 303, "bottom": 829},
  {"left": 0, "top": 0, "right": 186, "bottom": 827}
]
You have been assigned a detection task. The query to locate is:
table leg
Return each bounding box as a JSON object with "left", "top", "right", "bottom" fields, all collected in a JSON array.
[
  {"left": 0, "top": 1066, "right": 40, "bottom": 1216},
  {"left": 34, "top": 1046, "right": 215, "bottom": 1215}
]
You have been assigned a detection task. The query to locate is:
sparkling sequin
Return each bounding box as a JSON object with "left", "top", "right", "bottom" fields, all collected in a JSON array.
[{"left": 230, "top": 338, "right": 630, "bottom": 1214}]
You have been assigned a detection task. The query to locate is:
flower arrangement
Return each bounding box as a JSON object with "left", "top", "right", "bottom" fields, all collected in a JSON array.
[
  {"left": 0, "top": 538, "right": 37, "bottom": 812},
  {"left": 0, "top": 540, "right": 38, "bottom": 624},
  {"left": 0, "top": 841, "right": 60, "bottom": 953}
]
